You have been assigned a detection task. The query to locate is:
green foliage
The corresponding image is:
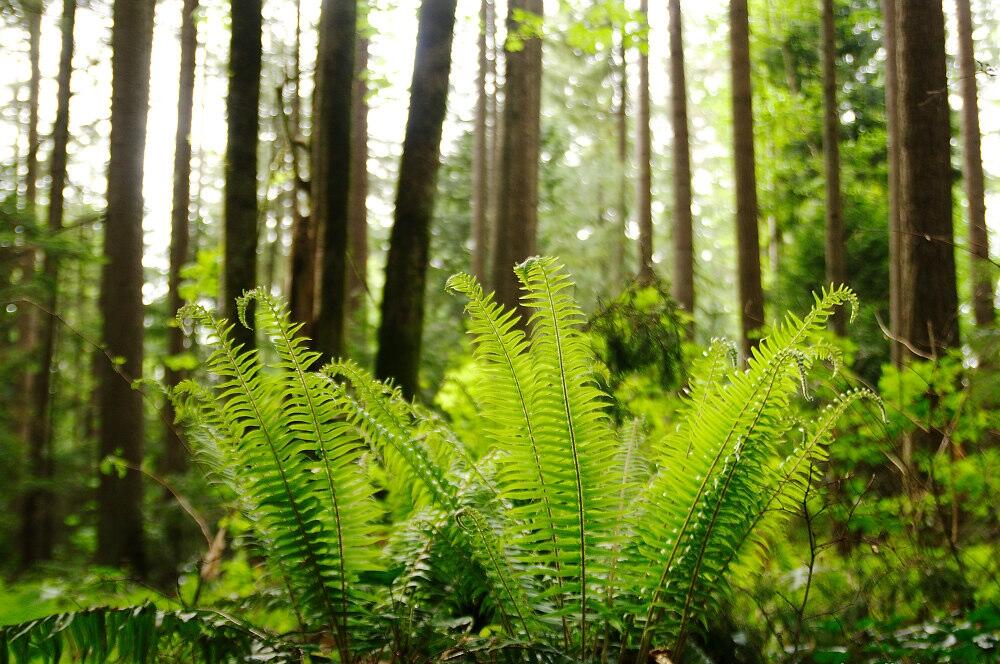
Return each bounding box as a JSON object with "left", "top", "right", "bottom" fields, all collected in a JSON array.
[{"left": 2, "top": 261, "right": 870, "bottom": 662}]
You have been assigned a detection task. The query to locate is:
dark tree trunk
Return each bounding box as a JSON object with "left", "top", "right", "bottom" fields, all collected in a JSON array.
[
  {"left": 163, "top": 0, "right": 198, "bottom": 475},
  {"left": 730, "top": 0, "right": 765, "bottom": 359},
  {"left": 25, "top": 0, "right": 42, "bottom": 208},
  {"left": 636, "top": 0, "right": 654, "bottom": 285},
  {"left": 896, "top": 0, "right": 958, "bottom": 359},
  {"left": 669, "top": 0, "right": 694, "bottom": 331},
  {"left": 613, "top": 34, "right": 628, "bottom": 287},
  {"left": 312, "top": 0, "right": 357, "bottom": 362},
  {"left": 375, "top": 0, "right": 459, "bottom": 399},
  {"left": 490, "top": 0, "right": 543, "bottom": 310},
  {"left": 882, "top": 0, "right": 902, "bottom": 366},
  {"left": 821, "top": 0, "right": 846, "bottom": 335},
  {"left": 287, "top": 0, "right": 315, "bottom": 329},
  {"left": 470, "top": 0, "right": 490, "bottom": 283},
  {"left": 347, "top": 33, "right": 369, "bottom": 333},
  {"left": 223, "top": 0, "right": 262, "bottom": 351},
  {"left": 21, "top": 0, "right": 76, "bottom": 568},
  {"left": 955, "top": 0, "right": 993, "bottom": 327},
  {"left": 96, "top": 0, "right": 155, "bottom": 573}
]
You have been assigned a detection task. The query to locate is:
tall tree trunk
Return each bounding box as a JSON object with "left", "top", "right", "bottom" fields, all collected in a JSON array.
[
  {"left": 164, "top": 0, "right": 198, "bottom": 475},
  {"left": 347, "top": 34, "right": 369, "bottom": 332},
  {"left": 20, "top": 0, "right": 76, "bottom": 568},
  {"left": 613, "top": 34, "right": 628, "bottom": 288},
  {"left": 312, "top": 0, "right": 357, "bottom": 361},
  {"left": 375, "top": 0, "right": 459, "bottom": 399},
  {"left": 821, "top": 0, "right": 846, "bottom": 335},
  {"left": 669, "top": 0, "right": 694, "bottom": 330},
  {"left": 485, "top": 0, "right": 501, "bottom": 289},
  {"left": 955, "top": 0, "right": 994, "bottom": 327},
  {"left": 223, "top": 0, "right": 262, "bottom": 351},
  {"left": 882, "top": 0, "right": 902, "bottom": 366},
  {"left": 490, "top": 0, "right": 543, "bottom": 310},
  {"left": 635, "top": 0, "right": 654, "bottom": 285},
  {"left": 287, "top": 0, "right": 316, "bottom": 328},
  {"left": 25, "top": 0, "right": 42, "bottom": 208},
  {"left": 96, "top": 0, "right": 155, "bottom": 573},
  {"left": 470, "top": 0, "right": 490, "bottom": 283},
  {"left": 730, "top": 0, "right": 765, "bottom": 359},
  {"left": 896, "top": 0, "right": 958, "bottom": 359}
]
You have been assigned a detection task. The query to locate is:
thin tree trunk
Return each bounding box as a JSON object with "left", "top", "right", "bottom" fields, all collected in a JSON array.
[
  {"left": 471, "top": 0, "right": 490, "bottom": 283},
  {"left": 896, "top": 0, "right": 959, "bottom": 360},
  {"left": 613, "top": 34, "right": 628, "bottom": 288},
  {"left": 485, "top": 0, "right": 501, "bottom": 290},
  {"left": 730, "top": 0, "right": 765, "bottom": 359},
  {"left": 287, "top": 0, "right": 316, "bottom": 328},
  {"left": 375, "top": 0, "right": 459, "bottom": 399},
  {"left": 669, "top": 0, "right": 694, "bottom": 330},
  {"left": 882, "top": 0, "right": 902, "bottom": 366},
  {"left": 955, "top": 0, "right": 994, "bottom": 327},
  {"left": 20, "top": 0, "right": 76, "bottom": 568},
  {"left": 313, "top": 0, "right": 357, "bottom": 362},
  {"left": 223, "top": 0, "right": 262, "bottom": 351},
  {"left": 96, "top": 0, "right": 155, "bottom": 573},
  {"left": 25, "top": 0, "right": 42, "bottom": 208},
  {"left": 347, "top": 34, "right": 369, "bottom": 331},
  {"left": 163, "top": 0, "right": 198, "bottom": 475},
  {"left": 636, "top": 0, "right": 654, "bottom": 285},
  {"left": 821, "top": 0, "right": 846, "bottom": 335},
  {"left": 490, "top": 0, "right": 543, "bottom": 310}
]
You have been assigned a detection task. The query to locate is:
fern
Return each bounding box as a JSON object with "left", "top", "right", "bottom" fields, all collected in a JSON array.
[{"left": 3, "top": 265, "right": 872, "bottom": 664}]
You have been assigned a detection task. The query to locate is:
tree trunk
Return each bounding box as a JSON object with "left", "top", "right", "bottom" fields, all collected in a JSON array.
[
  {"left": 96, "top": 0, "right": 155, "bottom": 573},
  {"left": 347, "top": 34, "right": 369, "bottom": 333},
  {"left": 636, "top": 0, "right": 654, "bottom": 285},
  {"left": 163, "top": 0, "right": 198, "bottom": 475},
  {"left": 613, "top": 34, "right": 628, "bottom": 288},
  {"left": 730, "top": 0, "right": 765, "bottom": 359},
  {"left": 821, "top": 0, "right": 846, "bottom": 335},
  {"left": 312, "top": 0, "right": 357, "bottom": 362},
  {"left": 223, "top": 0, "right": 262, "bottom": 351},
  {"left": 955, "top": 0, "right": 994, "bottom": 327},
  {"left": 25, "top": 0, "right": 42, "bottom": 208},
  {"left": 669, "top": 0, "right": 694, "bottom": 331},
  {"left": 375, "top": 0, "right": 459, "bottom": 399},
  {"left": 20, "top": 0, "right": 76, "bottom": 568},
  {"left": 287, "top": 0, "right": 315, "bottom": 329},
  {"left": 485, "top": 0, "right": 501, "bottom": 290},
  {"left": 896, "top": 0, "right": 959, "bottom": 359},
  {"left": 882, "top": 0, "right": 902, "bottom": 366},
  {"left": 470, "top": 0, "right": 490, "bottom": 283},
  {"left": 490, "top": 0, "right": 543, "bottom": 310}
]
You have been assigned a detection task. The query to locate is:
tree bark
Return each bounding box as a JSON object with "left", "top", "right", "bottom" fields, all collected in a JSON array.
[
  {"left": 163, "top": 0, "right": 198, "bottom": 475},
  {"left": 882, "top": 0, "right": 902, "bottom": 366},
  {"left": 896, "top": 0, "right": 959, "bottom": 359},
  {"left": 636, "top": 0, "right": 654, "bottom": 285},
  {"left": 96, "top": 0, "right": 155, "bottom": 573},
  {"left": 471, "top": 0, "right": 490, "bottom": 283},
  {"left": 955, "top": 0, "right": 994, "bottom": 327},
  {"left": 20, "top": 0, "right": 76, "bottom": 568},
  {"left": 821, "top": 0, "right": 846, "bottom": 335},
  {"left": 312, "top": 0, "right": 357, "bottom": 362},
  {"left": 223, "top": 0, "right": 262, "bottom": 351},
  {"left": 730, "top": 0, "right": 765, "bottom": 359},
  {"left": 613, "top": 34, "right": 628, "bottom": 288},
  {"left": 347, "top": 34, "right": 369, "bottom": 330},
  {"left": 375, "top": 0, "right": 459, "bottom": 399},
  {"left": 669, "top": 0, "right": 694, "bottom": 331},
  {"left": 287, "top": 0, "right": 316, "bottom": 329},
  {"left": 25, "top": 0, "right": 42, "bottom": 208},
  {"left": 490, "top": 0, "right": 543, "bottom": 311}
]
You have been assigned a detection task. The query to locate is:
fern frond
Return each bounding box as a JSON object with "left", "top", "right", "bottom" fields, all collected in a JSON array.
[
  {"left": 0, "top": 604, "right": 305, "bottom": 664},
  {"left": 630, "top": 285, "right": 858, "bottom": 657}
]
